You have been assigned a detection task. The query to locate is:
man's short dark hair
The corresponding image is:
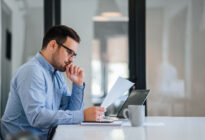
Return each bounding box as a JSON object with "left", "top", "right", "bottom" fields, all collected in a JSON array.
[{"left": 42, "top": 25, "right": 80, "bottom": 49}]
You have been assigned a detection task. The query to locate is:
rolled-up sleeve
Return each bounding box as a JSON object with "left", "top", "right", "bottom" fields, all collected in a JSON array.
[{"left": 18, "top": 67, "right": 84, "bottom": 129}]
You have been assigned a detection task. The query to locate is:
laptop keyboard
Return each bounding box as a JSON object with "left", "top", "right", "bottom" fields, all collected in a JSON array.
[{"left": 103, "top": 116, "right": 119, "bottom": 121}]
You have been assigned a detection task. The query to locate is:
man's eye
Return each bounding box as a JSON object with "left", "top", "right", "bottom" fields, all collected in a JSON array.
[
  {"left": 67, "top": 50, "right": 72, "bottom": 54},
  {"left": 67, "top": 51, "right": 74, "bottom": 57}
]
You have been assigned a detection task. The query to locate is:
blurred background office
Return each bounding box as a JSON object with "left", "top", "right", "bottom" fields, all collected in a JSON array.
[{"left": 0, "top": 0, "right": 205, "bottom": 117}]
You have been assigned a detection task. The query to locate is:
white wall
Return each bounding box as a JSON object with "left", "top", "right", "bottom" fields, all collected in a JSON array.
[
  {"left": 11, "top": 4, "right": 25, "bottom": 75},
  {"left": 23, "top": 7, "right": 43, "bottom": 63},
  {"left": 3, "top": 0, "right": 25, "bottom": 76}
]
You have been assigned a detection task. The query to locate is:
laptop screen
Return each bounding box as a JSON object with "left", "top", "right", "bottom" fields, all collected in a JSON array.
[{"left": 117, "top": 89, "right": 150, "bottom": 118}]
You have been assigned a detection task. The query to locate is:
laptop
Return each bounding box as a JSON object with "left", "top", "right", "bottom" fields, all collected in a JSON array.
[
  {"left": 102, "top": 89, "right": 150, "bottom": 121},
  {"left": 81, "top": 89, "right": 150, "bottom": 125}
]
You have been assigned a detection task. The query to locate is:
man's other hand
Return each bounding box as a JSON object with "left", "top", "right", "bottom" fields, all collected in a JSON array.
[{"left": 84, "top": 107, "right": 106, "bottom": 122}]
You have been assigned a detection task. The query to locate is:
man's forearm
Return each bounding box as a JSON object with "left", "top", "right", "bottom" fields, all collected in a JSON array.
[{"left": 69, "top": 83, "right": 85, "bottom": 110}]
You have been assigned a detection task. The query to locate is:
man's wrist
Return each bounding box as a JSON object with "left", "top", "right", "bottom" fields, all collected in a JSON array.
[
  {"left": 73, "top": 82, "right": 85, "bottom": 87},
  {"left": 74, "top": 82, "right": 83, "bottom": 86}
]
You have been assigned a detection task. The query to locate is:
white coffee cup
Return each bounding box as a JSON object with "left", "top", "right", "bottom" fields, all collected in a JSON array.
[{"left": 123, "top": 105, "right": 145, "bottom": 127}]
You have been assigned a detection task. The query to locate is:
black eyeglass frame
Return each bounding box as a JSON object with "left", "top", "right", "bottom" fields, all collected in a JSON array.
[{"left": 56, "top": 41, "right": 77, "bottom": 57}]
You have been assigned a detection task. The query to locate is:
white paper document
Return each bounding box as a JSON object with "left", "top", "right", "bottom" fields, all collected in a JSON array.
[{"left": 101, "top": 76, "right": 134, "bottom": 109}]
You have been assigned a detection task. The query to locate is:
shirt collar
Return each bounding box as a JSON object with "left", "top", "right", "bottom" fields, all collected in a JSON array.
[{"left": 35, "top": 52, "right": 55, "bottom": 73}]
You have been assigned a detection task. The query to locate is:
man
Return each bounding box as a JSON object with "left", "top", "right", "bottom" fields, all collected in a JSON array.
[{"left": 0, "top": 25, "right": 106, "bottom": 139}]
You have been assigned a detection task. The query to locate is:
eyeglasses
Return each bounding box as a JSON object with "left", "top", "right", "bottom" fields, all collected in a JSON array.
[{"left": 56, "top": 41, "right": 77, "bottom": 58}]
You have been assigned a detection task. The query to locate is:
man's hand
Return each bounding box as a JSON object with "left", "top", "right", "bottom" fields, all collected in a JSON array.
[
  {"left": 84, "top": 107, "right": 106, "bottom": 122},
  {"left": 66, "top": 64, "right": 84, "bottom": 86}
]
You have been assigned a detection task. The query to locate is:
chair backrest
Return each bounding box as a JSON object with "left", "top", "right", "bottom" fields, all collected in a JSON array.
[{"left": 8, "top": 130, "right": 39, "bottom": 140}]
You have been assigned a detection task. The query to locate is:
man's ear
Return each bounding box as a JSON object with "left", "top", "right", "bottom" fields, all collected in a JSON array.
[{"left": 48, "top": 40, "right": 57, "bottom": 51}]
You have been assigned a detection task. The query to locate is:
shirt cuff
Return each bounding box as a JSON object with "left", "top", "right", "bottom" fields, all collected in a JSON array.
[
  {"left": 72, "top": 82, "right": 85, "bottom": 91},
  {"left": 71, "top": 110, "right": 84, "bottom": 123}
]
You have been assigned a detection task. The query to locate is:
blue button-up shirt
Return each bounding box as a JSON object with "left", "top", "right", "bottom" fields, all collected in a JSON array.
[{"left": 1, "top": 53, "right": 85, "bottom": 139}]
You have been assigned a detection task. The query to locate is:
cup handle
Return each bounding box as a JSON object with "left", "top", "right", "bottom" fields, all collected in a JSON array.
[{"left": 123, "top": 108, "right": 129, "bottom": 119}]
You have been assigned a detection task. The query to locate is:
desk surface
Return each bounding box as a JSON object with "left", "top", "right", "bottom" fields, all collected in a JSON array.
[{"left": 53, "top": 117, "right": 205, "bottom": 140}]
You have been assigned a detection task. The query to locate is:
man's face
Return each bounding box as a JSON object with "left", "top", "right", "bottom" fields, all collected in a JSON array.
[{"left": 52, "top": 37, "right": 79, "bottom": 72}]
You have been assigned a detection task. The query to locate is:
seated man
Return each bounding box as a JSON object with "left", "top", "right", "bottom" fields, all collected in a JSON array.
[{"left": 0, "top": 25, "right": 105, "bottom": 139}]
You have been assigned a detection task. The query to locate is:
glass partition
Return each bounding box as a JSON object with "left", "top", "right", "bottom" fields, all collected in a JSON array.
[{"left": 146, "top": 0, "right": 205, "bottom": 116}]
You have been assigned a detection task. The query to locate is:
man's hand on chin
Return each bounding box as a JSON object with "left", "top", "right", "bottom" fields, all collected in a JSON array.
[{"left": 66, "top": 64, "right": 84, "bottom": 86}]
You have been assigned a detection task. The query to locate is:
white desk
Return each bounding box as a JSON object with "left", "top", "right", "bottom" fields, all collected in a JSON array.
[{"left": 53, "top": 117, "right": 205, "bottom": 140}]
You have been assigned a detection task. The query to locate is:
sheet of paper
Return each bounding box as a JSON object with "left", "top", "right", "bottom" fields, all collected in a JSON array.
[{"left": 101, "top": 76, "right": 134, "bottom": 109}]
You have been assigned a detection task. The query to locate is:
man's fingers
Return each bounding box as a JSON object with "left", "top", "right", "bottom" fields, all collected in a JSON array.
[
  {"left": 99, "top": 115, "right": 104, "bottom": 120},
  {"left": 96, "top": 116, "right": 100, "bottom": 121},
  {"left": 73, "top": 66, "right": 77, "bottom": 74},
  {"left": 95, "top": 107, "right": 106, "bottom": 120},
  {"left": 68, "top": 65, "right": 82, "bottom": 75},
  {"left": 95, "top": 114, "right": 103, "bottom": 121},
  {"left": 96, "top": 107, "right": 106, "bottom": 112},
  {"left": 95, "top": 111, "right": 103, "bottom": 116},
  {"left": 70, "top": 64, "right": 74, "bottom": 74},
  {"left": 77, "top": 67, "right": 80, "bottom": 74},
  {"left": 66, "top": 65, "right": 71, "bottom": 76},
  {"left": 66, "top": 64, "right": 70, "bottom": 69}
]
